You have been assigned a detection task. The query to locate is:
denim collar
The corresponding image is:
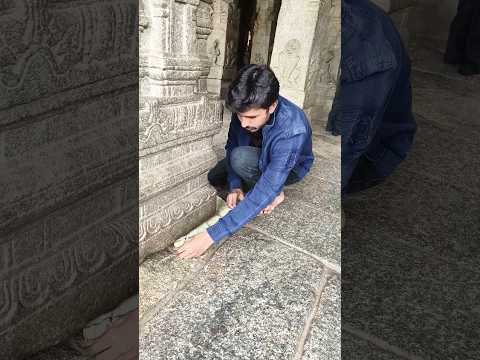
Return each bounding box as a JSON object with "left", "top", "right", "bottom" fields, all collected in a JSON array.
[
  {"left": 264, "top": 96, "right": 282, "bottom": 128},
  {"left": 341, "top": 0, "right": 397, "bottom": 82}
]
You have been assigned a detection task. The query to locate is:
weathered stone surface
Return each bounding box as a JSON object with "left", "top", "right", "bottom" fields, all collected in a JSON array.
[
  {"left": 207, "top": 0, "right": 240, "bottom": 96},
  {"left": 345, "top": 172, "right": 480, "bottom": 268},
  {"left": 140, "top": 0, "right": 223, "bottom": 260},
  {"left": 342, "top": 47, "right": 480, "bottom": 359},
  {"left": 0, "top": 0, "right": 138, "bottom": 358},
  {"left": 141, "top": 229, "right": 328, "bottom": 360},
  {"left": 140, "top": 244, "right": 217, "bottom": 325},
  {"left": 0, "top": 2, "right": 137, "bottom": 112},
  {"left": 303, "top": 0, "right": 341, "bottom": 129},
  {"left": 342, "top": 226, "right": 480, "bottom": 359},
  {"left": 250, "top": 195, "right": 340, "bottom": 265},
  {"left": 249, "top": 0, "right": 277, "bottom": 65},
  {"left": 409, "top": 46, "right": 470, "bottom": 81},
  {"left": 301, "top": 275, "right": 341, "bottom": 360},
  {"left": 28, "top": 344, "right": 87, "bottom": 360},
  {"left": 371, "top": 0, "right": 416, "bottom": 13},
  {"left": 312, "top": 134, "right": 341, "bottom": 160},
  {"left": 371, "top": 0, "right": 416, "bottom": 46},
  {"left": 342, "top": 332, "right": 406, "bottom": 360},
  {"left": 412, "top": 83, "right": 480, "bottom": 133},
  {"left": 286, "top": 175, "right": 341, "bottom": 218},
  {"left": 307, "top": 156, "right": 341, "bottom": 186},
  {"left": 408, "top": 0, "right": 457, "bottom": 51},
  {"left": 2, "top": 252, "right": 138, "bottom": 359},
  {"left": 399, "top": 117, "right": 480, "bottom": 193},
  {"left": 270, "top": 0, "right": 340, "bottom": 128},
  {"left": 270, "top": 0, "right": 317, "bottom": 105}
]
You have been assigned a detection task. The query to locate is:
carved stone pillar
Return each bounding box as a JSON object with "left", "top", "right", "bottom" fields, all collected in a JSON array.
[
  {"left": 303, "top": 0, "right": 341, "bottom": 128},
  {"left": 206, "top": 0, "right": 240, "bottom": 96},
  {"left": 0, "top": 0, "right": 138, "bottom": 358},
  {"left": 250, "top": 0, "right": 276, "bottom": 65},
  {"left": 140, "top": 0, "right": 223, "bottom": 261},
  {"left": 269, "top": 0, "right": 340, "bottom": 128},
  {"left": 270, "top": 0, "right": 327, "bottom": 107}
]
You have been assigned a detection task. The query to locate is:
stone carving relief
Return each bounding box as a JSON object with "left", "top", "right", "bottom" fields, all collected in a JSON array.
[
  {"left": 278, "top": 39, "right": 302, "bottom": 87},
  {"left": 0, "top": 1, "right": 138, "bottom": 357},
  {"left": 196, "top": 0, "right": 215, "bottom": 59},
  {"left": 140, "top": 0, "right": 222, "bottom": 260},
  {"left": 0, "top": 179, "right": 137, "bottom": 327},
  {"left": 140, "top": 186, "right": 216, "bottom": 246},
  {"left": 253, "top": 53, "right": 266, "bottom": 64},
  {"left": 139, "top": 96, "right": 223, "bottom": 151},
  {"left": 320, "top": 49, "right": 337, "bottom": 84},
  {"left": 0, "top": 0, "right": 137, "bottom": 109},
  {"left": 1, "top": 177, "right": 138, "bottom": 356},
  {"left": 210, "top": 39, "right": 221, "bottom": 65},
  {"left": 206, "top": 0, "right": 240, "bottom": 94},
  {"left": 269, "top": 0, "right": 340, "bottom": 111}
]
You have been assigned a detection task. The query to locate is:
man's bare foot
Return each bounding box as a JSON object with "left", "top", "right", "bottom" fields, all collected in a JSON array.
[{"left": 261, "top": 191, "right": 285, "bottom": 215}]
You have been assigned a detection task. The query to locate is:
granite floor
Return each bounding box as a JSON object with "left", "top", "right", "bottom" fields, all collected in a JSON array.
[
  {"left": 139, "top": 112, "right": 342, "bottom": 359},
  {"left": 342, "top": 45, "right": 480, "bottom": 359}
]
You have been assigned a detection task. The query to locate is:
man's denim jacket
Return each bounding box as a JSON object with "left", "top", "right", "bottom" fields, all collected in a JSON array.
[
  {"left": 207, "top": 96, "right": 314, "bottom": 243},
  {"left": 328, "top": 0, "right": 417, "bottom": 193}
]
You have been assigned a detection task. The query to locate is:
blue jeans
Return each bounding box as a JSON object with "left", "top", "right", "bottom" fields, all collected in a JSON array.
[{"left": 208, "top": 146, "right": 301, "bottom": 191}]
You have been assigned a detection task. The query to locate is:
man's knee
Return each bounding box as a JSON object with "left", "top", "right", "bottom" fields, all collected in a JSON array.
[
  {"left": 231, "top": 147, "right": 252, "bottom": 172},
  {"left": 230, "top": 146, "right": 259, "bottom": 179}
]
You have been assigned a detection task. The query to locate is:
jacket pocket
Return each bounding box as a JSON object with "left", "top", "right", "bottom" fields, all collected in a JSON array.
[
  {"left": 334, "top": 108, "right": 374, "bottom": 155},
  {"left": 350, "top": 114, "right": 374, "bottom": 153}
]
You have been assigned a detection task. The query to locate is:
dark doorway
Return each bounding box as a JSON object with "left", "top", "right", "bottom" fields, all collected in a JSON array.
[{"left": 237, "top": 0, "right": 256, "bottom": 69}]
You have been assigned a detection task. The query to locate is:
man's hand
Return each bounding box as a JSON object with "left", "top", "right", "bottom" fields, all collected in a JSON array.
[
  {"left": 260, "top": 191, "right": 285, "bottom": 215},
  {"left": 176, "top": 231, "right": 214, "bottom": 259},
  {"left": 226, "top": 188, "right": 244, "bottom": 209}
]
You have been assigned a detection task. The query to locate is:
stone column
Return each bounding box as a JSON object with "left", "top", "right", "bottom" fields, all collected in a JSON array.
[
  {"left": 206, "top": 0, "right": 240, "bottom": 96},
  {"left": 303, "top": 0, "right": 341, "bottom": 128},
  {"left": 270, "top": 0, "right": 327, "bottom": 107},
  {"left": 0, "top": 0, "right": 138, "bottom": 358},
  {"left": 250, "top": 0, "right": 276, "bottom": 65},
  {"left": 140, "top": 0, "right": 223, "bottom": 261},
  {"left": 270, "top": 0, "right": 341, "bottom": 127}
]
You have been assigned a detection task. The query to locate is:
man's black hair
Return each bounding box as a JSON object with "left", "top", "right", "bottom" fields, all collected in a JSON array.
[{"left": 226, "top": 64, "right": 280, "bottom": 113}]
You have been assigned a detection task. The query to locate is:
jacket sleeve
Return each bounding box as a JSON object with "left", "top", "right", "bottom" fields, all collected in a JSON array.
[
  {"left": 225, "top": 114, "right": 242, "bottom": 192},
  {"left": 207, "top": 132, "right": 307, "bottom": 243}
]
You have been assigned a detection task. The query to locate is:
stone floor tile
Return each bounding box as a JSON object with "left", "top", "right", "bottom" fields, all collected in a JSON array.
[
  {"left": 398, "top": 117, "right": 480, "bottom": 193},
  {"left": 140, "top": 241, "right": 218, "bottom": 323},
  {"left": 341, "top": 331, "right": 408, "bottom": 360},
  {"left": 342, "top": 225, "right": 480, "bottom": 359},
  {"left": 344, "top": 172, "right": 480, "bottom": 269},
  {"left": 249, "top": 196, "right": 341, "bottom": 266},
  {"left": 301, "top": 275, "right": 341, "bottom": 360},
  {"left": 140, "top": 229, "right": 328, "bottom": 360},
  {"left": 285, "top": 174, "right": 341, "bottom": 215}
]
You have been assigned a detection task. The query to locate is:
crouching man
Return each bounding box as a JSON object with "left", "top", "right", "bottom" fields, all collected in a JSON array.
[{"left": 176, "top": 65, "right": 314, "bottom": 259}]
